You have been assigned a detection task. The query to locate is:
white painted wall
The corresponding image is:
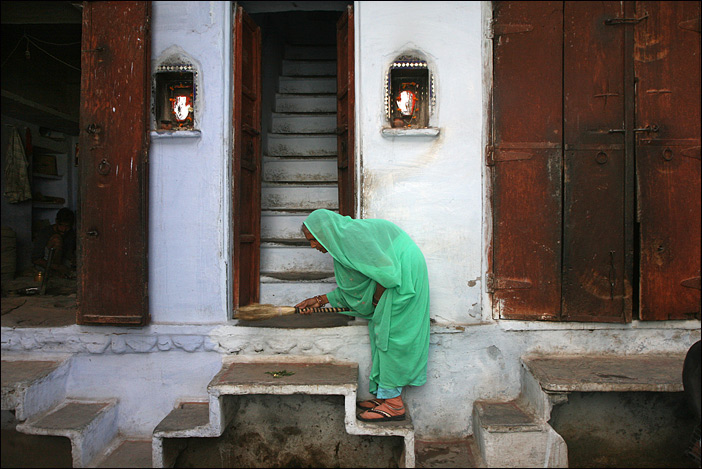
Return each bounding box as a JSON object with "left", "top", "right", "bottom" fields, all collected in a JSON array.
[
  {"left": 148, "top": 1, "right": 231, "bottom": 324},
  {"left": 356, "top": 1, "right": 484, "bottom": 324}
]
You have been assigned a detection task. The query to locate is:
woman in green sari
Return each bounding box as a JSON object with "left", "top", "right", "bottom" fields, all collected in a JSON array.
[{"left": 295, "top": 209, "right": 430, "bottom": 422}]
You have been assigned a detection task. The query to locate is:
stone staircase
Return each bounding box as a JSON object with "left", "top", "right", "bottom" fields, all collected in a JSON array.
[
  {"left": 5, "top": 350, "right": 686, "bottom": 467},
  {"left": 259, "top": 43, "right": 340, "bottom": 308},
  {"left": 1, "top": 355, "right": 415, "bottom": 467},
  {"left": 152, "top": 355, "right": 416, "bottom": 467}
]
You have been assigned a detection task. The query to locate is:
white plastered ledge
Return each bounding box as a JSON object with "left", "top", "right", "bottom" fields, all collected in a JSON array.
[
  {"left": 380, "top": 127, "right": 440, "bottom": 138},
  {"left": 150, "top": 130, "right": 202, "bottom": 139}
]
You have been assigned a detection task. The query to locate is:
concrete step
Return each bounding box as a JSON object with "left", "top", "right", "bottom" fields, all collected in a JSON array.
[
  {"left": 94, "top": 438, "right": 152, "bottom": 468},
  {"left": 285, "top": 44, "right": 336, "bottom": 60},
  {"left": 1, "top": 356, "right": 71, "bottom": 421},
  {"left": 274, "top": 94, "right": 337, "bottom": 113},
  {"left": 282, "top": 59, "right": 336, "bottom": 76},
  {"left": 260, "top": 243, "right": 334, "bottom": 274},
  {"left": 152, "top": 402, "right": 211, "bottom": 468},
  {"left": 279, "top": 76, "right": 336, "bottom": 94},
  {"left": 416, "top": 437, "right": 486, "bottom": 468},
  {"left": 260, "top": 270, "right": 337, "bottom": 306},
  {"left": 271, "top": 112, "right": 337, "bottom": 133},
  {"left": 16, "top": 399, "right": 119, "bottom": 468},
  {"left": 261, "top": 183, "right": 338, "bottom": 211},
  {"left": 472, "top": 399, "right": 567, "bottom": 468},
  {"left": 261, "top": 210, "right": 310, "bottom": 241},
  {"left": 263, "top": 156, "right": 338, "bottom": 183},
  {"left": 268, "top": 133, "right": 337, "bottom": 156}
]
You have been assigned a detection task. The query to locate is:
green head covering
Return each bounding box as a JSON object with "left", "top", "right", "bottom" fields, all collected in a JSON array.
[{"left": 303, "top": 210, "right": 430, "bottom": 395}]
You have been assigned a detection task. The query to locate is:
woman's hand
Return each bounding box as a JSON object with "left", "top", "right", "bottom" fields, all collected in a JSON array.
[
  {"left": 295, "top": 294, "right": 328, "bottom": 314},
  {"left": 373, "top": 284, "right": 386, "bottom": 306}
]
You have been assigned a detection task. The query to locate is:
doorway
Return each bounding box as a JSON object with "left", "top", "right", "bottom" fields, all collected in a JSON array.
[
  {"left": 1, "top": 1, "right": 81, "bottom": 326},
  {"left": 234, "top": 2, "right": 354, "bottom": 327}
]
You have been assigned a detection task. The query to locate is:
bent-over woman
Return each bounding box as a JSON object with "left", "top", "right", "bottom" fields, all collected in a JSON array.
[{"left": 295, "top": 209, "right": 430, "bottom": 422}]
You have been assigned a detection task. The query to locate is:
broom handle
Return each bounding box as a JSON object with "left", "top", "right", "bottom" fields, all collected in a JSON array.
[{"left": 295, "top": 306, "right": 350, "bottom": 314}]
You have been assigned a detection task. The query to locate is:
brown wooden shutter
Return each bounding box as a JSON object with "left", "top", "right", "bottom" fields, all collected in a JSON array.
[
  {"left": 336, "top": 5, "right": 355, "bottom": 217},
  {"left": 490, "top": 1, "right": 563, "bottom": 320},
  {"left": 77, "top": 1, "right": 150, "bottom": 325},
  {"left": 561, "top": 1, "right": 632, "bottom": 323},
  {"left": 232, "top": 6, "right": 262, "bottom": 309},
  {"left": 636, "top": 1, "right": 701, "bottom": 320}
]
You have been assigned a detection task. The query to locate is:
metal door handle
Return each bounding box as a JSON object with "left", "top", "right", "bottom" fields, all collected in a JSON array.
[{"left": 87, "top": 230, "right": 99, "bottom": 237}]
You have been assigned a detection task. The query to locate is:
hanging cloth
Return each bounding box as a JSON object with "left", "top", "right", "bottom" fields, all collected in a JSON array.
[
  {"left": 3, "top": 127, "right": 32, "bottom": 203},
  {"left": 303, "top": 209, "right": 431, "bottom": 394}
]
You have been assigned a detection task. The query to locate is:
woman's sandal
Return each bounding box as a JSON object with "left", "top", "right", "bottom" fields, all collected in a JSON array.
[
  {"left": 356, "top": 398, "right": 385, "bottom": 410},
  {"left": 357, "top": 403, "right": 406, "bottom": 422}
]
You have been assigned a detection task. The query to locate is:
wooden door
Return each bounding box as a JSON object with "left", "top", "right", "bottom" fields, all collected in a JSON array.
[
  {"left": 232, "top": 5, "right": 261, "bottom": 309},
  {"left": 336, "top": 5, "right": 355, "bottom": 217},
  {"left": 77, "top": 1, "right": 150, "bottom": 325},
  {"left": 636, "top": 1, "right": 701, "bottom": 320},
  {"left": 561, "top": 1, "right": 632, "bottom": 322},
  {"left": 490, "top": 1, "right": 563, "bottom": 320}
]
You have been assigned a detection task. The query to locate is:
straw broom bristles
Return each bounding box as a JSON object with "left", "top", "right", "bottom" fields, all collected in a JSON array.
[{"left": 234, "top": 303, "right": 350, "bottom": 321}]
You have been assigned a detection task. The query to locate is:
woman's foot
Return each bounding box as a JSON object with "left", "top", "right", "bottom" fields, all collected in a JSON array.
[
  {"left": 357, "top": 396, "right": 405, "bottom": 422},
  {"left": 356, "top": 398, "right": 385, "bottom": 410}
]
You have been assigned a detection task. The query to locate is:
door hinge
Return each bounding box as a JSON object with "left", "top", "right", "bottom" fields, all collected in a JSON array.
[
  {"left": 681, "top": 276, "right": 701, "bottom": 290},
  {"left": 487, "top": 273, "right": 532, "bottom": 293},
  {"left": 486, "top": 145, "right": 494, "bottom": 166},
  {"left": 487, "top": 20, "right": 533, "bottom": 39}
]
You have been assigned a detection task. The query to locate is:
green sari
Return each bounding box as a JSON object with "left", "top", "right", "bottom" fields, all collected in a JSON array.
[{"left": 303, "top": 209, "right": 430, "bottom": 394}]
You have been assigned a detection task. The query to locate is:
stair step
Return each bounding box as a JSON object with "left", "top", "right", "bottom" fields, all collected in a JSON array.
[
  {"left": 1, "top": 357, "right": 70, "bottom": 421},
  {"left": 268, "top": 133, "right": 337, "bottom": 156},
  {"left": 16, "top": 399, "right": 119, "bottom": 468},
  {"left": 263, "top": 156, "right": 337, "bottom": 183},
  {"left": 279, "top": 76, "right": 336, "bottom": 94},
  {"left": 271, "top": 113, "right": 337, "bottom": 133},
  {"left": 261, "top": 184, "right": 338, "bottom": 211},
  {"left": 260, "top": 282, "right": 336, "bottom": 306},
  {"left": 285, "top": 44, "right": 336, "bottom": 60},
  {"left": 473, "top": 400, "right": 541, "bottom": 433},
  {"left": 261, "top": 244, "right": 334, "bottom": 273},
  {"left": 95, "top": 438, "right": 152, "bottom": 468},
  {"left": 209, "top": 358, "right": 358, "bottom": 395},
  {"left": 472, "top": 398, "right": 567, "bottom": 468},
  {"left": 274, "top": 94, "right": 337, "bottom": 113},
  {"left": 154, "top": 402, "right": 210, "bottom": 437},
  {"left": 282, "top": 59, "right": 336, "bottom": 76},
  {"left": 261, "top": 211, "right": 310, "bottom": 240}
]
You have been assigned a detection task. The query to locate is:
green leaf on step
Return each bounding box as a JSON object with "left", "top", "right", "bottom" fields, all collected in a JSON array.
[{"left": 265, "top": 370, "right": 295, "bottom": 378}]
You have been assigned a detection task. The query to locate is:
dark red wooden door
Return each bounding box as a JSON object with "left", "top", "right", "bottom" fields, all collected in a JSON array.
[
  {"left": 636, "top": 1, "right": 701, "bottom": 320},
  {"left": 491, "top": 1, "right": 699, "bottom": 322},
  {"left": 336, "top": 5, "right": 355, "bottom": 217},
  {"left": 232, "top": 6, "right": 261, "bottom": 309},
  {"left": 490, "top": 1, "right": 563, "bottom": 320},
  {"left": 78, "top": 1, "right": 150, "bottom": 325},
  {"left": 561, "top": 1, "right": 632, "bottom": 322}
]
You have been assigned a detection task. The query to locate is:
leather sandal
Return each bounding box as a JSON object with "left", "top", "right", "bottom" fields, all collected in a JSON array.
[
  {"left": 356, "top": 398, "right": 385, "bottom": 410},
  {"left": 357, "top": 403, "right": 406, "bottom": 422}
]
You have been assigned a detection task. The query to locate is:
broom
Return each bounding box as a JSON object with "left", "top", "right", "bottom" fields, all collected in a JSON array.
[{"left": 234, "top": 303, "right": 351, "bottom": 321}]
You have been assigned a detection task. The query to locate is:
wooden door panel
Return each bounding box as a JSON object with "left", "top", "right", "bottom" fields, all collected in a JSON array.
[
  {"left": 636, "top": 1, "right": 701, "bottom": 320},
  {"left": 78, "top": 1, "right": 150, "bottom": 325},
  {"left": 232, "top": 6, "right": 261, "bottom": 309},
  {"left": 562, "top": 1, "right": 630, "bottom": 322},
  {"left": 492, "top": 149, "right": 562, "bottom": 320},
  {"left": 491, "top": 1, "right": 563, "bottom": 320},
  {"left": 562, "top": 150, "right": 628, "bottom": 321},
  {"left": 336, "top": 6, "right": 354, "bottom": 216}
]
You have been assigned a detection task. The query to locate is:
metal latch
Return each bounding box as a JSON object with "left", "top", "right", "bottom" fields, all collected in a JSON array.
[
  {"left": 604, "top": 14, "right": 648, "bottom": 25},
  {"left": 608, "top": 124, "right": 659, "bottom": 134}
]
